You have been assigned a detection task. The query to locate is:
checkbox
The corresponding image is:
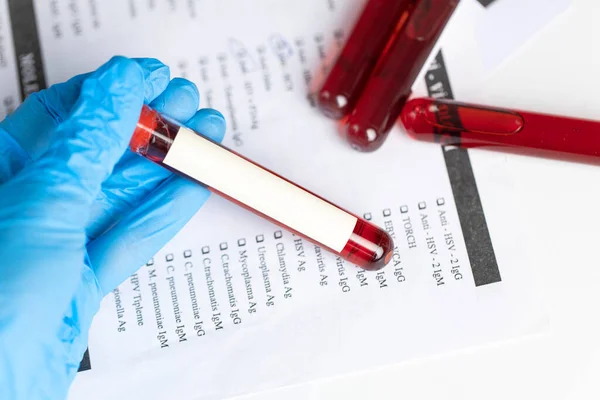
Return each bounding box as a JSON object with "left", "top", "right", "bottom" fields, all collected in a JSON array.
[
  {"left": 418, "top": 202, "right": 427, "bottom": 210},
  {"left": 274, "top": 231, "right": 283, "bottom": 239},
  {"left": 400, "top": 205, "right": 409, "bottom": 214},
  {"left": 437, "top": 198, "right": 445, "bottom": 206},
  {"left": 201, "top": 246, "right": 210, "bottom": 254},
  {"left": 220, "top": 242, "right": 228, "bottom": 251},
  {"left": 364, "top": 212, "right": 372, "bottom": 221},
  {"left": 238, "top": 238, "right": 246, "bottom": 247},
  {"left": 146, "top": 258, "right": 154, "bottom": 266},
  {"left": 183, "top": 249, "right": 192, "bottom": 258},
  {"left": 383, "top": 209, "right": 391, "bottom": 217},
  {"left": 256, "top": 234, "right": 264, "bottom": 243},
  {"left": 165, "top": 253, "right": 174, "bottom": 262}
]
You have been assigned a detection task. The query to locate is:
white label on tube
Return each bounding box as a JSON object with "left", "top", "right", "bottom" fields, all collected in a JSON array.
[{"left": 163, "top": 127, "right": 358, "bottom": 253}]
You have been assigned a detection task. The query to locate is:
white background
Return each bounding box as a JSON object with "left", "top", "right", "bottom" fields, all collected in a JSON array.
[{"left": 235, "top": 0, "right": 600, "bottom": 399}]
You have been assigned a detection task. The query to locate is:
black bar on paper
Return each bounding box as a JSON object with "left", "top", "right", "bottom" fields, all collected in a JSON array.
[
  {"left": 78, "top": 348, "right": 92, "bottom": 372},
  {"left": 476, "top": 0, "right": 498, "bottom": 7},
  {"left": 425, "top": 50, "right": 502, "bottom": 287},
  {"left": 7, "top": 0, "right": 47, "bottom": 100}
]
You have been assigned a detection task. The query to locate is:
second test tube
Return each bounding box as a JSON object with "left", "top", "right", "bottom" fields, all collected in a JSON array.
[
  {"left": 316, "top": 0, "right": 415, "bottom": 120},
  {"left": 345, "top": 0, "right": 461, "bottom": 152}
]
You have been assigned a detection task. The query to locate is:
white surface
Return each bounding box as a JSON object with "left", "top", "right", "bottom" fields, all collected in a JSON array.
[
  {"left": 474, "top": 0, "right": 570, "bottom": 72},
  {"left": 164, "top": 126, "right": 357, "bottom": 253},
  {"left": 43, "top": 0, "right": 552, "bottom": 399},
  {"left": 64, "top": 0, "right": 548, "bottom": 396},
  {"left": 0, "top": 0, "right": 587, "bottom": 398},
  {"left": 234, "top": 0, "right": 600, "bottom": 399}
]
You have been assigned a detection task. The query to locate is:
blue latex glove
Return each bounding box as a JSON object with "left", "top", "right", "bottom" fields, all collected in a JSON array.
[{"left": 0, "top": 56, "right": 226, "bottom": 399}]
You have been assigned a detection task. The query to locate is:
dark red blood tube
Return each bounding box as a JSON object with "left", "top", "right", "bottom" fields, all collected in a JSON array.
[
  {"left": 345, "top": 0, "right": 460, "bottom": 152},
  {"left": 401, "top": 97, "right": 600, "bottom": 164},
  {"left": 316, "top": 0, "right": 415, "bottom": 120},
  {"left": 130, "top": 105, "right": 394, "bottom": 271}
]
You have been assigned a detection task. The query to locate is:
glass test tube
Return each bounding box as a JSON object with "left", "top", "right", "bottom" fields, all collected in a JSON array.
[
  {"left": 316, "top": 0, "right": 415, "bottom": 120},
  {"left": 130, "top": 105, "right": 394, "bottom": 271},
  {"left": 401, "top": 97, "right": 600, "bottom": 164},
  {"left": 344, "top": 0, "right": 460, "bottom": 152}
]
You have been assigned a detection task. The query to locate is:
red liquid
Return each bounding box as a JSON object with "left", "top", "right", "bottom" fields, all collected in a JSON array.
[
  {"left": 341, "top": 220, "right": 393, "bottom": 271},
  {"left": 131, "top": 105, "right": 394, "bottom": 271},
  {"left": 401, "top": 97, "right": 600, "bottom": 164},
  {"left": 316, "top": 0, "right": 415, "bottom": 120},
  {"left": 345, "top": 0, "right": 460, "bottom": 152}
]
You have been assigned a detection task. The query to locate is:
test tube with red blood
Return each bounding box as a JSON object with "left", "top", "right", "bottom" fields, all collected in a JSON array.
[
  {"left": 130, "top": 105, "right": 394, "bottom": 271},
  {"left": 345, "top": 0, "right": 461, "bottom": 152},
  {"left": 401, "top": 97, "right": 600, "bottom": 164},
  {"left": 316, "top": 0, "right": 416, "bottom": 120}
]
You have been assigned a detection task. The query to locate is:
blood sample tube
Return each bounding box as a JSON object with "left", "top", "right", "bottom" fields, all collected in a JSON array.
[
  {"left": 401, "top": 97, "right": 600, "bottom": 164},
  {"left": 130, "top": 105, "right": 394, "bottom": 271},
  {"left": 345, "top": 0, "right": 460, "bottom": 152},
  {"left": 316, "top": 0, "right": 415, "bottom": 120}
]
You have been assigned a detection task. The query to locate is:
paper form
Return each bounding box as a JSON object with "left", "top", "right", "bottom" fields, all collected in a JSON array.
[{"left": 0, "top": 0, "right": 557, "bottom": 399}]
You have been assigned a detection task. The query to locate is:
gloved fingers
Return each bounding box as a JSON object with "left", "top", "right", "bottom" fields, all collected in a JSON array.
[
  {"left": 86, "top": 77, "right": 203, "bottom": 240},
  {"left": 148, "top": 77, "right": 201, "bottom": 122},
  {"left": 184, "top": 108, "right": 228, "bottom": 143},
  {"left": 0, "top": 56, "right": 147, "bottom": 324},
  {"left": 87, "top": 175, "right": 212, "bottom": 294},
  {"left": 131, "top": 58, "right": 171, "bottom": 102},
  {"left": 10, "top": 56, "right": 146, "bottom": 232},
  {"left": 87, "top": 108, "right": 227, "bottom": 294},
  {"left": 0, "top": 58, "right": 170, "bottom": 161}
]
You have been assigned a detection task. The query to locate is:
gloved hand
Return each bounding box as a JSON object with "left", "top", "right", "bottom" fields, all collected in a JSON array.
[{"left": 0, "top": 56, "right": 226, "bottom": 399}]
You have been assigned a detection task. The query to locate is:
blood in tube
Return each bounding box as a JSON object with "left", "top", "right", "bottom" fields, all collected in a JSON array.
[
  {"left": 316, "top": 0, "right": 415, "bottom": 120},
  {"left": 344, "top": 0, "right": 460, "bottom": 152},
  {"left": 401, "top": 97, "right": 600, "bottom": 164},
  {"left": 130, "top": 105, "right": 394, "bottom": 271}
]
